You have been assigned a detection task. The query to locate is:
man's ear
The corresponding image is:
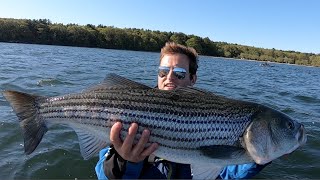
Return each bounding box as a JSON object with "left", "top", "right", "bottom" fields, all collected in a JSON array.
[{"left": 191, "top": 74, "right": 197, "bottom": 86}]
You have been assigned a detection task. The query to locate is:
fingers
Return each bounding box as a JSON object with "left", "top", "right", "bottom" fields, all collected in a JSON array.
[
  {"left": 110, "top": 122, "right": 123, "bottom": 150},
  {"left": 122, "top": 123, "right": 138, "bottom": 153},
  {"left": 129, "top": 128, "right": 158, "bottom": 162},
  {"left": 109, "top": 122, "right": 158, "bottom": 163},
  {"left": 131, "top": 129, "right": 151, "bottom": 155},
  {"left": 141, "top": 143, "right": 158, "bottom": 157}
]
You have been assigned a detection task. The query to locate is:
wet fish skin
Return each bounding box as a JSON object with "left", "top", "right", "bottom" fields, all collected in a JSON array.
[{"left": 2, "top": 73, "right": 307, "bottom": 179}]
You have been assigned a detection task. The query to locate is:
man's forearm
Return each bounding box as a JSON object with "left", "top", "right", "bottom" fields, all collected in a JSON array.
[
  {"left": 103, "top": 147, "right": 146, "bottom": 179},
  {"left": 103, "top": 147, "right": 127, "bottom": 179}
]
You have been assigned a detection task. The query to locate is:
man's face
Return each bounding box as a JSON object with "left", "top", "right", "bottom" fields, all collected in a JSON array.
[{"left": 157, "top": 53, "right": 196, "bottom": 90}]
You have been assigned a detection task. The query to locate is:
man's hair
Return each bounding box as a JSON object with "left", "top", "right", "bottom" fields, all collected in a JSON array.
[{"left": 160, "top": 42, "right": 199, "bottom": 76}]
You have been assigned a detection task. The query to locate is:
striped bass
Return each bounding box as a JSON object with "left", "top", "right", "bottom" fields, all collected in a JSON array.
[{"left": 3, "top": 73, "right": 307, "bottom": 179}]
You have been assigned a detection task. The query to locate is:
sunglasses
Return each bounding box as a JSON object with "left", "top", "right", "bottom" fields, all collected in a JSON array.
[{"left": 158, "top": 66, "right": 187, "bottom": 79}]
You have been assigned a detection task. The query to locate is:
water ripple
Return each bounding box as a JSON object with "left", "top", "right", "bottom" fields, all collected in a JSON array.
[
  {"left": 37, "top": 78, "right": 74, "bottom": 87},
  {"left": 293, "top": 95, "right": 320, "bottom": 104}
]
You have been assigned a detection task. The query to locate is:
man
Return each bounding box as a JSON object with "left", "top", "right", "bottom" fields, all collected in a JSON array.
[{"left": 95, "top": 42, "right": 268, "bottom": 179}]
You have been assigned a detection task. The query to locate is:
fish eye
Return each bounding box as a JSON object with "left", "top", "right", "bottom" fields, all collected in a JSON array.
[{"left": 287, "top": 121, "right": 294, "bottom": 130}]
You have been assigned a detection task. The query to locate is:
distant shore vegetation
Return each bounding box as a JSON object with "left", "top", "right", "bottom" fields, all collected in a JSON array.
[{"left": 1, "top": 18, "right": 319, "bottom": 67}]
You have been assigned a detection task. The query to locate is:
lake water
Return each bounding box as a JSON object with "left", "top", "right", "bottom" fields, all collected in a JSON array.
[{"left": 0, "top": 42, "right": 319, "bottom": 179}]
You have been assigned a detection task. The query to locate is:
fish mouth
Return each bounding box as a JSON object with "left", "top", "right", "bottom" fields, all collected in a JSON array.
[{"left": 278, "top": 125, "right": 307, "bottom": 160}]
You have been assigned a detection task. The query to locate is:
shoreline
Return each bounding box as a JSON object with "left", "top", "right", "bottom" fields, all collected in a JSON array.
[
  {"left": 210, "top": 56, "right": 319, "bottom": 68},
  {"left": 1, "top": 41, "right": 319, "bottom": 68}
]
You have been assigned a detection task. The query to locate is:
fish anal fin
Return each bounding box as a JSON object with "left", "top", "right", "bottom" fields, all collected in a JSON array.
[{"left": 72, "top": 125, "right": 109, "bottom": 160}]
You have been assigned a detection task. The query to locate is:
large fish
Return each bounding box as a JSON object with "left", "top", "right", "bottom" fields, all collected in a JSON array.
[{"left": 3, "top": 73, "right": 306, "bottom": 179}]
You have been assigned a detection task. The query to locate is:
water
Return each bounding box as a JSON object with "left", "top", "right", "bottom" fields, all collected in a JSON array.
[{"left": 0, "top": 42, "right": 319, "bottom": 179}]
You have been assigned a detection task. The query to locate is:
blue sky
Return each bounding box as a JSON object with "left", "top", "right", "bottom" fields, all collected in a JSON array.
[{"left": 0, "top": 0, "right": 319, "bottom": 54}]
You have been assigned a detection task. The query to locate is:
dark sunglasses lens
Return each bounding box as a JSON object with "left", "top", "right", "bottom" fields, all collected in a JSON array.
[
  {"left": 158, "top": 69, "right": 169, "bottom": 78},
  {"left": 158, "top": 66, "right": 186, "bottom": 79},
  {"left": 174, "top": 72, "right": 186, "bottom": 79},
  {"left": 173, "top": 67, "right": 186, "bottom": 79}
]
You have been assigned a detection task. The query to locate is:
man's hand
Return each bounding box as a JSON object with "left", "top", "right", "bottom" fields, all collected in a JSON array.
[{"left": 110, "top": 122, "right": 158, "bottom": 163}]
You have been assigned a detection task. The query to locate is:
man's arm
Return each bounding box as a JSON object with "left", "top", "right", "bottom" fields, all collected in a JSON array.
[
  {"left": 218, "top": 162, "right": 271, "bottom": 179},
  {"left": 96, "top": 146, "right": 144, "bottom": 179}
]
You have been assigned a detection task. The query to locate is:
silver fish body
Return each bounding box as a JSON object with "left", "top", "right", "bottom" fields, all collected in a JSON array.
[{"left": 3, "top": 73, "right": 307, "bottom": 178}]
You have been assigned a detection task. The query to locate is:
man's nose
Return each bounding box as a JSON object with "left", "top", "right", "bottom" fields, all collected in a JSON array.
[{"left": 167, "top": 69, "right": 176, "bottom": 80}]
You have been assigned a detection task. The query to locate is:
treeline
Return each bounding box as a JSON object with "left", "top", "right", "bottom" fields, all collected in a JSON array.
[{"left": 1, "top": 18, "right": 319, "bottom": 67}]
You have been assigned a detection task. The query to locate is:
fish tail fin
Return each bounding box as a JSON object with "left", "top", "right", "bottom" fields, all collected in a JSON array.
[{"left": 3, "top": 90, "right": 47, "bottom": 154}]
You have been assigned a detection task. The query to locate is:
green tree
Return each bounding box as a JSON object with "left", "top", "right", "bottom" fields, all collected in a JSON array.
[
  {"left": 310, "top": 56, "right": 320, "bottom": 66},
  {"left": 186, "top": 36, "right": 203, "bottom": 54},
  {"left": 170, "top": 33, "right": 187, "bottom": 45}
]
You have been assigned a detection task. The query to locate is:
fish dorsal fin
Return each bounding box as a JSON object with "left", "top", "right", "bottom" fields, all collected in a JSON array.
[
  {"left": 191, "top": 164, "right": 224, "bottom": 179},
  {"left": 84, "top": 73, "right": 152, "bottom": 92}
]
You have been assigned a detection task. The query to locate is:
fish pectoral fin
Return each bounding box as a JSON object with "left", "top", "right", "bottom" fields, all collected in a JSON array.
[
  {"left": 200, "top": 145, "right": 247, "bottom": 159},
  {"left": 72, "top": 126, "right": 108, "bottom": 160},
  {"left": 191, "top": 164, "right": 224, "bottom": 180},
  {"left": 84, "top": 73, "right": 151, "bottom": 92}
]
